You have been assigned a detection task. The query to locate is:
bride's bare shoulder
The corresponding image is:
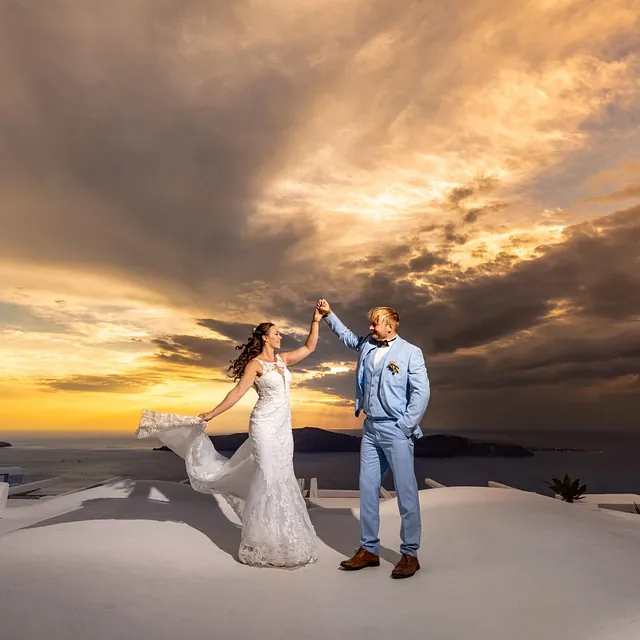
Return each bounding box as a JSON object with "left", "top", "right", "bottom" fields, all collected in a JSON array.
[{"left": 247, "top": 357, "right": 264, "bottom": 375}]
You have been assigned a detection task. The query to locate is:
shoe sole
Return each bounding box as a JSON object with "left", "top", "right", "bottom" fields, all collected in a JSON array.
[
  {"left": 390, "top": 564, "right": 421, "bottom": 579},
  {"left": 339, "top": 561, "right": 380, "bottom": 571}
]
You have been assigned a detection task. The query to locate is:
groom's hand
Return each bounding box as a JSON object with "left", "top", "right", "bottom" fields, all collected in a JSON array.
[{"left": 316, "top": 299, "right": 332, "bottom": 316}]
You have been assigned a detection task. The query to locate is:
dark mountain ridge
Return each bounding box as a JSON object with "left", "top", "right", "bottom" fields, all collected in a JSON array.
[{"left": 154, "top": 426, "right": 533, "bottom": 458}]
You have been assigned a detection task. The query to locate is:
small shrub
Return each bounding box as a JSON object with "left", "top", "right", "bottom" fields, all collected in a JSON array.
[{"left": 545, "top": 474, "right": 587, "bottom": 503}]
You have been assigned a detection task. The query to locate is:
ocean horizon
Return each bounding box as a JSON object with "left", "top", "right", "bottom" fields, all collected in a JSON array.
[
  {"left": 2, "top": 427, "right": 638, "bottom": 450},
  {"left": 2, "top": 428, "right": 639, "bottom": 496}
]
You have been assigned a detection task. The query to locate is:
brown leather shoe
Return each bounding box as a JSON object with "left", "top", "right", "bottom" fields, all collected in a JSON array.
[
  {"left": 391, "top": 553, "right": 420, "bottom": 579},
  {"left": 339, "top": 547, "right": 380, "bottom": 571}
]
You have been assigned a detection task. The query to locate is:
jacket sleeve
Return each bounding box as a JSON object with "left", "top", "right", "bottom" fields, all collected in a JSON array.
[
  {"left": 323, "top": 312, "right": 367, "bottom": 352},
  {"left": 396, "top": 348, "right": 430, "bottom": 436}
]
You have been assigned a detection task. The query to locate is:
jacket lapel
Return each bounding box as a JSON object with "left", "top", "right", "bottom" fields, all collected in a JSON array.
[
  {"left": 377, "top": 337, "right": 404, "bottom": 415},
  {"left": 358, "top": 338, "right": 377, "bottom": 389}
]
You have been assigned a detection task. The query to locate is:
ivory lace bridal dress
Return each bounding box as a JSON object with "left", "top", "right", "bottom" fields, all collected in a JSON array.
[{"left": 136, "top": 353, "right": 317, "bottom": 567}]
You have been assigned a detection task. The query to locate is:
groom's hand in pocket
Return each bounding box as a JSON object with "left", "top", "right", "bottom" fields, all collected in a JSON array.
[{"left": 396, "top": 422, "right": 414, "bottom": 439}]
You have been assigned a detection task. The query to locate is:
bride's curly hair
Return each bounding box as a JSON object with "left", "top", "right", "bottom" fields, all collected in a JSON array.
[{"left": 228, "top": 322, "right": 275, "bottom": 381}]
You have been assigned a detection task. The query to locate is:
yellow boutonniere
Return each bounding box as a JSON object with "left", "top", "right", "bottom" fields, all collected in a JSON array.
[{"left": 388, "top": 361, "right": 399, "bottom": 375}]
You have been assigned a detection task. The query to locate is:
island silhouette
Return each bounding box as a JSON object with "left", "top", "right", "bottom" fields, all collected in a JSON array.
[{"left": 153, "top": 427, "right": 533, "bottom": 458}]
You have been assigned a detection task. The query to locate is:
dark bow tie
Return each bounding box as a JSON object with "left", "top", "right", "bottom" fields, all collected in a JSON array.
[{"left": 375, "top": 339, "right": 390, "bottom": 347}]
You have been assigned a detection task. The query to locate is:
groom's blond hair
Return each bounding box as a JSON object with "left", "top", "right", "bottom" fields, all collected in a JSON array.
[{"left": 368, "top": 306, "right": 400, "bottom": 329}]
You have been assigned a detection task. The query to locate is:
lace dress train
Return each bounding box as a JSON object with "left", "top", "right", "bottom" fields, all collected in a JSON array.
[{"left": 136, "top": 355, "right": 317, "bottom": 568}]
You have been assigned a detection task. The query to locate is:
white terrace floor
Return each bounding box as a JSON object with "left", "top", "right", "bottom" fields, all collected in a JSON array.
[{"left": 1, "top": 479, "right": 640, "bottom": 640}]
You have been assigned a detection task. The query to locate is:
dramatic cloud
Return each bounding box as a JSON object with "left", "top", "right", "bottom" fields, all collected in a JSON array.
[
  {"left": 2, "top": 1, "right": 639, "bottom": 298},
  {"left": 40, "top": 372, "right": 164, "bottom": 394},
  {"left": 1, "top": 0, "right": 639, "bottom": 432},
  {"left": 0, "top": 301, "right": 69, "bottom": 334},
  {"left": 153, "top": 335, "right": 234, "bottom": 371},
  {"left": 584, "top": 183, "right": 640, "bottom": 203},
  {"left": 195, "top": 320, "right": 258, "bottom": 345},
  {"left": 297, "top": 206, "right": 640, "bottom": 429}
]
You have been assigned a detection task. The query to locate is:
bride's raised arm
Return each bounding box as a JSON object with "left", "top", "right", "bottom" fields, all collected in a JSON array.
[{"left": 280, "top": 309, "right": 322, "bottom": 367}]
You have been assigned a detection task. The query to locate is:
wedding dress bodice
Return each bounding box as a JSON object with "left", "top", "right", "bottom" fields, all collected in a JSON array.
[
  {"left": 253, "top": 355, "right": 290, "bottom": 404},
  {"left": 247, "top": 354, "right": 295, "bottom": 495}
]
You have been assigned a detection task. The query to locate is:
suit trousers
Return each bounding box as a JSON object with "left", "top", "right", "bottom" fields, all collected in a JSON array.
[{"left": 359, "top": 417, "right": 421, "bottom": 556}]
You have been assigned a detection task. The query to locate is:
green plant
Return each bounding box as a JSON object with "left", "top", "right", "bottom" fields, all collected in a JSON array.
[{"left": 545, "top": 474, "right": 587, "bottom": 503}]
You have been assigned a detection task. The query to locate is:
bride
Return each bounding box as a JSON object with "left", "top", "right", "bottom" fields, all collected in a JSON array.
[{"left": 136, "top": 310, "right": 322, "bottom": 568}]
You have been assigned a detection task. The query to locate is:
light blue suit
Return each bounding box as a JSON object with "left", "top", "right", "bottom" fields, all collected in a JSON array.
[{"left": 324, "top": 312, "right": 430, "bottom": 557}]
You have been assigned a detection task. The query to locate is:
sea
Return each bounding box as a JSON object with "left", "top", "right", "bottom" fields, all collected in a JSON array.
[{"left": 1, "top": 429, "right": 639, "bottom": 495}]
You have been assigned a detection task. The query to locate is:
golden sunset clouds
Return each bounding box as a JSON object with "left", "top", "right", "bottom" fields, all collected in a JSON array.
[{"left": 1, "top": 0, "right": 639, "bottom": 433}]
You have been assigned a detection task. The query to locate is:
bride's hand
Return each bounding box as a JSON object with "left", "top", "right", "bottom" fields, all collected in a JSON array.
[
  {"left": 198, "top": 411, "right": 215, "bottom": 422},
  {"left": 316, "top": 298, "right": 331, "bottom": 316},
  {"left": 313, "top": 308, "right": 323, "bottom": 322}
]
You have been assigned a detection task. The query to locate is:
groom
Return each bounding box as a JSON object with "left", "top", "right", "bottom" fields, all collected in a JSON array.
[{"left": 316, "top": 299, "right": 430, "bottom": 579}]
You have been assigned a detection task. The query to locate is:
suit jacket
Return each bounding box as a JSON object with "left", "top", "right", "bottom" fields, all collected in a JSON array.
[{"left": 324, "top": 312, "right": 430, "bottom": 438}]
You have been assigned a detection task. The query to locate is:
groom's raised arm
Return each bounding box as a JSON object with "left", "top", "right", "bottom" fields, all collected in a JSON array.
[
  {"left": 396, "top": 348, "right": 430, "bottom": 437},
  {"left": 323, "top": 312, "right": 367, "bottom": 352}
]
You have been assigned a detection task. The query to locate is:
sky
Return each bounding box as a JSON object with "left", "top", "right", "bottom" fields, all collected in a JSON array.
[{"left": 1, "top": 0, "right": 639, "bottom": 435}]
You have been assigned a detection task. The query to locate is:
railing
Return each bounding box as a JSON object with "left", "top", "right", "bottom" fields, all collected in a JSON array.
[
  {"left": 298, "top": 476, "right": 458, "bottom": 496},
  {"left": 8, "top": 477, "right": 61, "bottom": 497},
  {"left": 0, "top": 482, "right": 8, "bottom": 517},
  {"left": 301, "top": 477, "right": 396, "bottom": 500},
  {"left": 487, "top": 481, "right": 516, "bottom": 489}
]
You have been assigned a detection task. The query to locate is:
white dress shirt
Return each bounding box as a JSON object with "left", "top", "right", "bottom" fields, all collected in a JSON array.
[{"left": 373, "top": 336, "right": 397, "bottom": 367}]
